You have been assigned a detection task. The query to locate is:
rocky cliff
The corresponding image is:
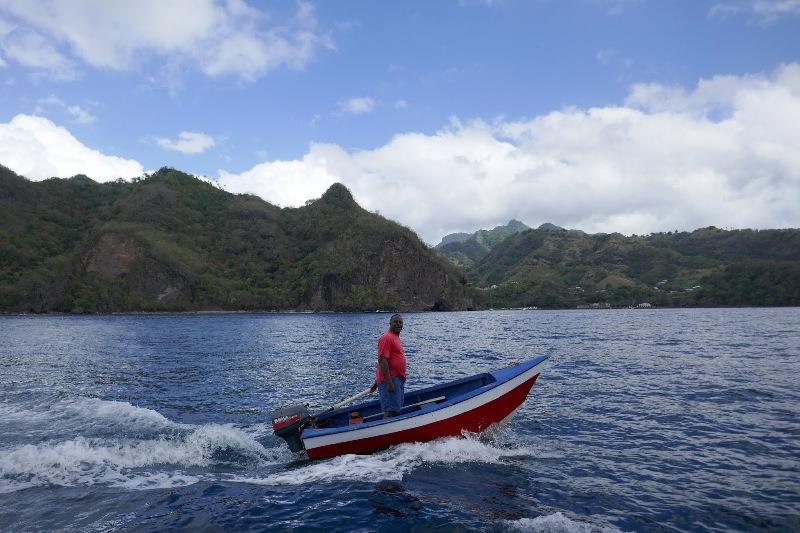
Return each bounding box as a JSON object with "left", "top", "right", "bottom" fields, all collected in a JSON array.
[{"left": 0, "top": 166, "right": 476, "bottom": 313}]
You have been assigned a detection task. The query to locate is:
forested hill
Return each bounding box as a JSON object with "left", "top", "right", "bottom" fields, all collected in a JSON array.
[
  {"left": 0, "top": 166, "right": 475, "bottom": 313},
  {"left": 435, "top": 219, "right": 531, "bottom": 269},
  {"left": 3, "top": 164, "right": 797, "bottom": 313},
  {"left": 468, "top": 226, "right": 800, "bottom": 308}
]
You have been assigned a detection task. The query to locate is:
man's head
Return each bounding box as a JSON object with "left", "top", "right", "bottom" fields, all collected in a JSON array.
[{"left": 389, "top": 313, "right": 403, "bottom": 334}]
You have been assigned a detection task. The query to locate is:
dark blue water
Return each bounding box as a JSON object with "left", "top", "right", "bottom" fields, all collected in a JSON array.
[{"left": 1, "top": 309, "right": 798, "bottom": 532}]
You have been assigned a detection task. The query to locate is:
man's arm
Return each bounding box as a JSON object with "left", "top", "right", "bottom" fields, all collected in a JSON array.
[{"left": 379, "top": 356, "right": 395, "bottom": 392}]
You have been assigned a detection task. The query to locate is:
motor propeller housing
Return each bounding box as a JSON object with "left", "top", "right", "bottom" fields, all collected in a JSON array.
[{"left": 271, "top": 404, "right": 312, "bottom": 453}]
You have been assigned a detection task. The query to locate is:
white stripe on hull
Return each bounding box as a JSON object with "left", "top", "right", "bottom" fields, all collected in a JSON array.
[{"left": 303, "top": 359, "right": 546, "bottom": 451}]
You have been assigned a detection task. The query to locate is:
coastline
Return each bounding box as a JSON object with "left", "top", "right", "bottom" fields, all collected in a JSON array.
[{"left": 2, "top": 304, "right": 798, "bottom": 317}]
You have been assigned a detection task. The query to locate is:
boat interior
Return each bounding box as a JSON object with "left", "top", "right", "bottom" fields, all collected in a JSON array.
[{"left": 309, "top": 372, "right": 497, "bottom": 431}]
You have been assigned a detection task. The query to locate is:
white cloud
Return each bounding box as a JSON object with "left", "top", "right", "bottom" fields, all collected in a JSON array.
[
  {"left": 37, "top": 94, "right": 63, "bottom": 106},
  {"left": 710, "top": 0, "right": 800, "bottom": 23},
  {"left": 458, "top": 0, "right": 504, "bottom": 6},
  {"left": 0, "top": 29, "right": 76, "bottom": 79},
  {"left": 66, "top": 104, "right": 95, "bottom": 124},
  {"left": 596, "top": 48, "right": 633, "bottom": 69},
  {"left": 339, "top": 97, "right": 376, "bottom": 115},
  {"left": 0, "top": 114, "right": 143, "bottom": 180},
  {"left": 596, "top": 48, "right": 616, "bottom": 65},
  {"left": 216, "top": 64, "right": 800, "bottom": 244},
  {"left": 0, "top": 0, "right": 332, "bottom": 81},
  {"left": 217, "top": 147, "right": 350, "bottom": 207},
  {"left": 394, "top": 99, "right": 408, "bottom": 109},
  {"left": 155, "top": 131, "right": 216, "bottom": 154},
  {"left": 35, "top": 94, "right": 96, "bottom": 124},
  {"left": 586, "top": 0, "right": 643, "bottom": 16}
]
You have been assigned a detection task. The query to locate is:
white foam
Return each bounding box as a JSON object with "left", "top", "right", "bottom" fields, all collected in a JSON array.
[
  {"left": 504, "top": 512, "right": 623, "bottom": 533},
  {"left": 114, "top": 471, "right": 202, "bottom": 490},
  {"left": 238, "top": 421, "right": 277, "bottom": 439},
  {"left": 63, "top": 397, "right": 180, "bottom": 429},
  {"left": 0, "top": 423, "right": 277, "bottom": 493},
  {"left": 0, "top": 396, "right": 183, "bottom": 435},
  {"left": 232, "top": 433, "right": 538, "bottom": 486}
]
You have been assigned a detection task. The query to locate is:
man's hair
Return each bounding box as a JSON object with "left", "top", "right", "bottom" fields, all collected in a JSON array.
[{"left": 390, "top": 313, "right": 402, "bottom": 322}]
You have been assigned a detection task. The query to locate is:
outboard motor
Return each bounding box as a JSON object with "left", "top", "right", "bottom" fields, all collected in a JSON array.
[{"left": 271, "top": 404, "right": 313, "bottom": 453}]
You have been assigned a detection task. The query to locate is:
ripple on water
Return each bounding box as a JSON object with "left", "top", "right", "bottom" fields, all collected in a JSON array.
[{"left": 0, "top": 309, "right": 798, "bottom": 532}]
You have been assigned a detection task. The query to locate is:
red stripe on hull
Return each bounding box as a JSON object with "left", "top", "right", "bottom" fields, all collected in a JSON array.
[{"left": 306, "top": 373, "right": 540, "bottom": 460}]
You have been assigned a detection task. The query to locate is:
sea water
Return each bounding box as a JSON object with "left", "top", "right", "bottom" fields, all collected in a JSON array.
[{"left": 0, "top": 309, "right": 798, "bottom": 532}]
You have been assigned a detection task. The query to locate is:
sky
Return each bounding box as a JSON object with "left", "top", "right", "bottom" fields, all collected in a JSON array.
[{"left": 0, "top": 0, "right": 799, "bottom": 245}]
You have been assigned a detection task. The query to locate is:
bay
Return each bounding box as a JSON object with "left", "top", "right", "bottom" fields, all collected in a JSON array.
[{"left": 0, "top": 309, "right": 798, "bottom": 532}]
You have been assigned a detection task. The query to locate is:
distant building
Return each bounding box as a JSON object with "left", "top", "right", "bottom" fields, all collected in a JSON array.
[
  {"left": 637, "top": 302, "right": 653, "bottom": 308},
  {"left": 577, "top": 302, "right": 611, "bottom": 309}
]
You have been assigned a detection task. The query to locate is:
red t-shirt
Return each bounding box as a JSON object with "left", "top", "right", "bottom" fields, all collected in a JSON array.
[{"left": 374, "top": 330, "right": 406, "bottom": 383}]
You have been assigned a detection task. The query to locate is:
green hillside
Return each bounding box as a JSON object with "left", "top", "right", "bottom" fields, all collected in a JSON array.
[
  {"left": 0, "top": 166, "right": 475, "bottom": 313},
  {"left": 469, "top": 227, "right": 800, "bottom": 308},
  {"left": 435, "top": 219, "right": 531, "bottom": 269},
  {"left": 3, "top": 164, "right": 797, "bottom": 312}
]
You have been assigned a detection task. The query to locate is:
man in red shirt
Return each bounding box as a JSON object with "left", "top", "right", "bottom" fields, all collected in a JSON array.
[{"left": 369, "top": 314, "right": 406, "bottom": 418}]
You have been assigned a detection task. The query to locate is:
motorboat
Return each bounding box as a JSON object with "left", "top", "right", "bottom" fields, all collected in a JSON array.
[{"left": 271, "top": 355, "right": 548, "bottom": 460}]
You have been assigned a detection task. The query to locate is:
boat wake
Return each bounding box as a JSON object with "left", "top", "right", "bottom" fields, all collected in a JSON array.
[
  {"left": 503, "top": 512, "right": 624, "bottom": 533},
  {"left": 232, "top": 431, "right": 543, "bottom": 487},
  {"left": 0, "top": 397, "right": 285, "bottom": 493},
  {"left": 0, "top": 396, "right": 555, "bottom": 495},
  {"left": 0, "top": 395, "right": 186, "bottom": 440}
]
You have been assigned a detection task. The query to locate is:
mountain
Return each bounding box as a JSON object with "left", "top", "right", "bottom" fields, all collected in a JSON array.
[
  {"left": 438, "top": 232, "right": 472, "bottom": 247},
  {"left": 469, "top": 226, "right": 800, "bottom": 308},
  {"left": 435, "top": 219, "right": 531, "bottom": 269},
  {"left": 0, "top": 166, "right": 476, "bottom": 313},
  {"left": 537, "top": 222, "right": 564, "bottom": 231},
  {"left": 4, "top": 164, "right": 795, "bottom": 312}
]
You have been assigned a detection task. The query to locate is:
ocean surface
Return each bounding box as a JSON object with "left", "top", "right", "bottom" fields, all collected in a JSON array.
[{"left": 0, "top": 309, "right": 798, "bottom": 532}]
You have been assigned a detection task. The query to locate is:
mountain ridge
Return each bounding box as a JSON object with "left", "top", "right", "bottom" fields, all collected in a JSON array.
[
  {"left": 435, "top": 219, "right": 533, "bottom": 269},
  {"left": 469, "top": 226, "right": 800, "bottom": 308},
  {"left": 0, "top": 166, "right": 476, "bottom": 313},
  {"left": 2, "top": 165, "right": 798, "bottom": 311}
]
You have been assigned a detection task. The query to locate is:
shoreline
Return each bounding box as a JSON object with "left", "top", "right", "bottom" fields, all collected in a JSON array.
[{"left": 2, "top": 305, "right": 798, "bottom": 317}]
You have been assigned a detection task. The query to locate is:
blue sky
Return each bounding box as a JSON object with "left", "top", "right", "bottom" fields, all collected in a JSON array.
[{"left": 1, "top": 0, "right": 799, "bottom": 243}]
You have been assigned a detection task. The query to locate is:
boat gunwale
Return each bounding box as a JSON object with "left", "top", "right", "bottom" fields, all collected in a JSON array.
[{"left": 301, "top": 355, "right": 548, "bottom": 439}]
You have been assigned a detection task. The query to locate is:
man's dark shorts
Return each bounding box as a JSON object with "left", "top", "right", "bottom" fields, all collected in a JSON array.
[{"left": 378, "top": 377, "right": 404, "bottom": 413}]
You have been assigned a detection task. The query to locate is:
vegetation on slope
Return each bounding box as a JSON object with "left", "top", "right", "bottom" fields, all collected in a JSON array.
[
  {"left": 435, "top": 219, "right": 531, "bottom": 269},
  {"left": 0, "top": 166, "right": 474, "bottom": 313},
  {"left": 468, "top": 226, "right": 800, "bottom": 308},
  {"left": 3, "top": 163, "right": 797, "bottom": 312}
]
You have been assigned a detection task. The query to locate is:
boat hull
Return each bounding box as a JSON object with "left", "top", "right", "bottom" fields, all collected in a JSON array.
[{"left": 302, "top": 358, "right": 545, "bottom": 460}]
